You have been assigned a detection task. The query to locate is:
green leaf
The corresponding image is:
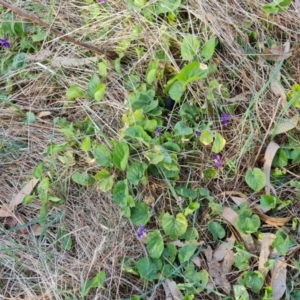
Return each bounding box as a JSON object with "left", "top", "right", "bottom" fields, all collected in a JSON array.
[
  {"left": 31, "top": 32, "right": 47, "bottom": 42},
  {"left": 237, "top": 208, "right": 260, "bottom": 235},
  {"left": 245, "top": 168, "right": 266, "bottom": 192},
  {"left": 233, "top": 285, "right": 249, "bottom": 300},
  {"left": 116, "top": 39, "right": 131, "bottom": 53},
  {"left": 175, "top": 186, "right": 198, "bottom": 199},
  {"left": 48, "top": 196, "right": 63, "bottom": 203},
  {"left": 162, "top": 243, "right": 177, "bottom": 263},
  {"left": 182, "top": 202, "right": 200, "bottom": 216},
  {"left": 130, "top": 202, "right": 151, "bottom": 225},
  {"left": 162, "top": 213, "right": 187, "bottom": 240},
  {"left": 126, "top": 162, "right": 148, "bottom": 185},
  {"left": 81, "top": 136, "right": 91, "bottom": 151},
  {"left": 176, "top": 62, "right": 208, "bottom": 83},
  {"left": 273, "top": 148, "right": 288, "bottom": 167},
  {"left": 147, "top": 230, "right": 164, "bottom": 259},
  {"left": 98, "top": 60, "right": 107, "bottom": 77},
  {"left": 148, "top": 0, "right": 181, "bottom": 14},
  {"left": 112, "top": 180, "right": 128, "bottom": 207},
  {"left": 168, "top": 80, "right": 185, "bottom": 102},
  {"left": 201, "top": 36, "right": 218, "bottom": 61},
  {"left": 39, "top": 203, "right": 49, "bottom": 225},
  {"left": 212, "top": 132, "right": 226, "bottom": 153},
  {"left": 72, "top": 171, "right": 95, "bottom": 186},
  {"left": 22, "top": 195, "right": 36, "bottom": 205},
  {"left": 208, "top": 221, "right": 225, "bottom": 241},
  {"left": 113, "top": 141, "right": 129, "bottom": 171},
  {"left": 33, "top": 162, "right": 43, "bottom": 179},
  {"left": 124, "top": 125, "right": 151, "bottom": 145},
  {"left": 234, "top": 250, "right": 252, "bottom": 270},
  {"left": 12, "top": 53, "right": 27, "bottom": 70},
  {"left": 81, "top": 271, "right": 106, "bottom": 296},
  {"left": 200, "top": 130, "right": 214, "bottom": 145},
  {"left": 56, "top": 226, "right": 72, "bottom": 251},
  {"left": 94, "top": 84, "right": 106, "bottom": 101},
  {"left": 181, "top": 34, "right": 200, "bottom": 61},
  {"left": 146, "top": 60, "right": 159, "bottom": 85},
  {"left": 95, "top": 170, "right": 114, "bottom": 192},
  {"left": 66, "top": 85, "right": 83, "bottom": 100},
  {"left": 88, "top": 74, "right": 101, "bottom": 97},
  {"left": 179, "top": 227, "right": 199, "bottom": 242},
  {"left": 272, "top": 231, "right": 295, "bottom": 255},
  {"left": 24, "top": 112, "right": 36, "bottom": 124},
  {"left": 239, "top": 271, "right": 264, "bottom": 293},
  {"left": 93, "top": 144, "right": 112, "bottom": 167},
  {"left": 37, "top": 177, "right": 50, "bottom": 202},
  {"left": 260, "top": 195, "right": 281, "bottom": 210},
  {"left": 178, "top": 244, "right": 197, "bottom": 263},
  {"left": 137, "top": 257, "right": 158, "bottom": 281},
  {"left": 174, "top": 121, "right": 193, "bottom": 136}
]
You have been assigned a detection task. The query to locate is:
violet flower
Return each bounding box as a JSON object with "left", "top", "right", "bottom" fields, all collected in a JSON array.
[
  {"left": 0, "top": 38, "right": 10, "bottom": 48},
  {"left": 99, "top": 0, "right": 106, "bottom": 3},
  {"left": 220, "top": 113, "right": 231, "bottom": 126},
  {"left": 214, "top": 154, "right": 222, "bottom": 168},
  {"left": 137, "top": 225, "right": 147, "bottom": 238},
  {"left": 155, "top": 127, "right": 161, "bottom": 136},
  {"left": 195, "top": 129, "right": 201, "bottom": 138}
]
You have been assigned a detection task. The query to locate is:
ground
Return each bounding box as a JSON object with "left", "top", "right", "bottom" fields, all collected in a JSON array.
[{"left": 0, "top": 0, "right": 300, "bottom": 299}]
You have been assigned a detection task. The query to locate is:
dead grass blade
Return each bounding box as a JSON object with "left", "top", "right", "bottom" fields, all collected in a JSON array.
[
  {"left": 162, "top": 278, "right": 184, "bottom": 300},
  {"left": 51, "top": 56, "right": 99, "bottom": 68},
  {"left": 271, "top": 258, "right": 287, "bottom": 300},
  {"left": 203, "top": 246, "right": 231, "bottom": 294},
  {"left": 258, "top": 233, "right": 276, "bottom": 278}
]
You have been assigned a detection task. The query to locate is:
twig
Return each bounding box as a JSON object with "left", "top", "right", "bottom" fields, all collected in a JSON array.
[{"left": 0, "top": 0, "right": 117, "bottom": 59}]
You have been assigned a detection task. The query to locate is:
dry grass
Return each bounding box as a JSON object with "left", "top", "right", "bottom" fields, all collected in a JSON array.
[{"left": 1, "top": 0, "right": 300, "bottom": 299}]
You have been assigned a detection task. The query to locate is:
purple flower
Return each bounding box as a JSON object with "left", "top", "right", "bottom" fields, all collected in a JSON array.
[
  {"left": 137, "top": 225, "right": 147, "bottom": 238},
  {"left": 214, "top": 154, "right": 222, "bottom": 168},
  {"left": 0, "top": 38, "right": 10, "bottom": 48},
  {"left": 155, "top": 127, "right": 161, "bottom": 136},
  {"left": 98, "top": 0, "right": 106, "bottom": 2},
  {"left": 220, "top": 113, "right": 231, "bottom": 126},
  {"left": 195, "top": 129, "right": 201, "bottom": 138}
]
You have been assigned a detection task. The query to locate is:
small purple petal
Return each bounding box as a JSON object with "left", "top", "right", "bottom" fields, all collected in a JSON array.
[
  {"left": 220, "top": 113, "right": 231, "bottom": 126},
  {"left": 155, "top": 127, "right": 161, "bottom": 136},
  {"left": 137, "top": 225, "right": 146, "bottom": 238},
  {"left": 98, "top": 0, "right": 106, "bottom": 2},
  {"left": 214, "top": 154, "right": 222, "bottom": 168},
  {"left": 0, "top": 38, "right": 10, "bottom": 48},
  {"left": 195, "top": 130, "right": 201, "bottom": 138}
]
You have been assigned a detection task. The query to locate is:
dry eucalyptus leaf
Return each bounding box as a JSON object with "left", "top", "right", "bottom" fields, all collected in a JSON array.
[
  {"left": 37, "top": 111, "right": 52, "bottom": 118},
  {"left": 271, "top": 115, "right": 299, "bottom": 135},
  {"left": 0, "top": 209, "right": 13, "bottom": 218},
  {"left": 10, "top": 178, "right": 39, "bottom": 209},
  {"left": 213, "top": 235, "right": 235, "bottom": 261},
  {"left": 204, "top": 246, "right": 231, "bottom": 294},
  {"left": 271, "top": 258, "right": 287, "bottom": 300},
  {"left": 221, "top": 248, "right": 234, "bottom": 274},
  {"left": 262, "top": 42, "right": 292, "bottom": 62},
  {"left": 263, "top": 141, "right": 280, "bottom": 197},
  {"left": 258, "top": 233, "right": 276, "bottom": 277},
  {"left": 162, "top": 279, "right": 184, "bottom": 300}
]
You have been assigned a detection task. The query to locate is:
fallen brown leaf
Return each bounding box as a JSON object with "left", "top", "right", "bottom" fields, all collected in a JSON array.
[
  {"left": 204, "top": 246, "right": 231, "bottom": 294},
  {"left": 271, "top": 258, "right": 287, "bottom": 300},
  {"left": 213, "top": 235, "right": 235, "bottom": 261},
  {"left": 258, "top": 233, "right": 276, "bottom": 277},
  {"left": 263, "top": 141, "right": 280, "bottom": 196},
  {"left": 262, "top": 42, "right": 292, "bottom": 62},
  {"left": 9, "top": 178, "right": 39, "bottom": 209}
]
